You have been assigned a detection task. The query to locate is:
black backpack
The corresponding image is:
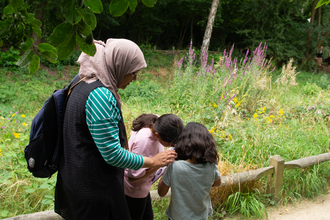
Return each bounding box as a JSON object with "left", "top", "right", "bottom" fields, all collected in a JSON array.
[{"left": 24, "top": 75, "right": 84, "bottom": 178}]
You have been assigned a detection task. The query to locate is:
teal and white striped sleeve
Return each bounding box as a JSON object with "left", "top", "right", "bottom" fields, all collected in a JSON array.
[{"left": 85, "top": 87, "right": 144, "bottom": 170}]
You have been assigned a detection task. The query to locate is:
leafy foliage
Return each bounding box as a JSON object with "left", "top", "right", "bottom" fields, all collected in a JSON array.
[
  {"left": 0, "top": 0, "right": 156, "bottom": 74},
  {"left": 0, "top": 46, "right": 20, "bottom": 69}
]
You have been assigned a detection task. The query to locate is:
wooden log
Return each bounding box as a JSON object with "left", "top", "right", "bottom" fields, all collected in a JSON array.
[
  {"left": 2, "top": 210, "right": 63, "bottom": 220},
  {"left": 267, "top": 155, "right": 284, "bottom": 202},
  {"left": 219, "top": 166, "right": 274, "bottom": 186},
  {"left": 284, "top": 152, "right": 330, "bottom": 169}
]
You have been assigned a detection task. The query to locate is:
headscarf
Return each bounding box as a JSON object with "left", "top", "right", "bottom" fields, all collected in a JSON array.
[{"left": 77, "top": 38, "right": 147, "bottom": 108}]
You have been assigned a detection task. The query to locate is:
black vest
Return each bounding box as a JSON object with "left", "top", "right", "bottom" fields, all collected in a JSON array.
[{"left": 55, "top": 77, "right": 131, "bottom": 220}]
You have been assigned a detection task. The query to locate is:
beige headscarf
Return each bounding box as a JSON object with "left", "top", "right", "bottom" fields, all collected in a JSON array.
[{"left": 77, "top": 38, "right": 147, "bottom": 108}]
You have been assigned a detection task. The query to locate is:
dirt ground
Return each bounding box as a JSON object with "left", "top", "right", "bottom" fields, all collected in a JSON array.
[
  {"left": 266, "top": 193, "right": 330, "bottom": 220},
  {"left": 226, "top": 193, "right": 330, "bottom": 220}
]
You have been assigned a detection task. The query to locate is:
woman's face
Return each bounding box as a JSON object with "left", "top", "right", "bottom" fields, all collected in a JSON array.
[{"left": 118, "top": 71, "right": 138, "bottom": 89}]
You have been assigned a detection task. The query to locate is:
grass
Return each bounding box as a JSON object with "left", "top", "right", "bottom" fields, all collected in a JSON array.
[{"left": 1, "top": 45, "right": 330, "bottom": 219}]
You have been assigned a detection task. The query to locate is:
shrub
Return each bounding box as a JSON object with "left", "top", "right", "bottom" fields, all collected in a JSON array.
[
  {"left": 0, "top": 47, "right": 20, "bottom": 69},
  {"left": 302, "top": 82, "right": 321, "bottom": 95}
]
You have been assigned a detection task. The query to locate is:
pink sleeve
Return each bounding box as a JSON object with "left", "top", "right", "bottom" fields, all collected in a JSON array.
[{"left": 126, "top": 133, "right": 150, "bottom": 178}]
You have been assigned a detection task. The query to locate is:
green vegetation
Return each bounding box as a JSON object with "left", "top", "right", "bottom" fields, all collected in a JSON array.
[{"left": 1, "top": 45, "right": 330, "bottom": 219}]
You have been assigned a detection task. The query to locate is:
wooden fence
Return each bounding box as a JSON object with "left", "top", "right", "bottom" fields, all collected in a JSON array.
[{"left": 4, "top": 153, "right": 330, "bottom": 220}]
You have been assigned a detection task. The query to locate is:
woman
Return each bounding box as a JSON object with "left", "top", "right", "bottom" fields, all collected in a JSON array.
[{"left": 54, "top": 39, "right": 176, "bottom": 220}]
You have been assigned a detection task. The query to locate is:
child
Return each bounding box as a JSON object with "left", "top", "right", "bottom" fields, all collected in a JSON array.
[
  {"left": 124, "top": 113, "right": 184, "bottom": 220},
  {"left": 158, "top": 122, "right": 221, "bottom": 220}
]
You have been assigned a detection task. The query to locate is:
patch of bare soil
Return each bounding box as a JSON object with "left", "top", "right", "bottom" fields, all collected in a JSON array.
[
  {"left": 318, "top": 64, "right": 330, "bottom": 74},
  {"left": 266, "top": 193, "right": 330, "bottom": 220},
  {"left": 40, "top": 64, "right": 79, "bottom": 80},
  {"left": 148, "top": 67, "right": 171, "bottom": 77}
]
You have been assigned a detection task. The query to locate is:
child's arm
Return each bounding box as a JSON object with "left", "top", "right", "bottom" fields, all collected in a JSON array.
[
  {"left": 212, "top": 177, "right": 221, "bottom": 188},
  {"left": 158, "top": 178, "right": 170, "bottom": 197},
  {"left": 128, "top": 167, "right": 158, "bottom": 183}
]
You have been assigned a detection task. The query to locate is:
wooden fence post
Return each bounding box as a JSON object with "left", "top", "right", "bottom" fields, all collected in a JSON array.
[{"left": 266, "top": 155, "right": 284, "bottom": 202}]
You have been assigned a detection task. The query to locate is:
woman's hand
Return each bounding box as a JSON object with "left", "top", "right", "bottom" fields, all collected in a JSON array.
[{"left": 142, "top": 149, "right": 176, "bottom": 168}]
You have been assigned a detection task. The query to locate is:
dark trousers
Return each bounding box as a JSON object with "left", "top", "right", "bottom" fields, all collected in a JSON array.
[{"left": 125, "top": 193, "right": 153, "bottom": 220}]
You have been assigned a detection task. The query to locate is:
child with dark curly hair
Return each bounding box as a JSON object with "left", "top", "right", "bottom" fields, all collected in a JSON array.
[{"left": 158, "top": 122, "right": 221, "bottom": 220}]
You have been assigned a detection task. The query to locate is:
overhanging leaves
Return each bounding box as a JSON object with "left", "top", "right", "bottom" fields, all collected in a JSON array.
[
  {"left": 11, "top": 0, "right": 24, "bottom": 8},
  {"left": 28, "top": 55, "right": 40, "bottom": 74},
  {"left": 78, "top": 9, "right": 97, "bottom": 30},
  {"left": 110, "top": 0, "right": 129, "bottom": 17},
  {"left": 142, "top": 0, "right": 156, "bottom": 7},
  {"left": 0, "top": 20, "right": 11, "bottom": 37},
  {"left": 20, "top": 37, "right": 33, "bottom": 51},
  {"left": 77, "top": 21, "right": 92, "bottom": 36},
  {"left": 57, "top": 33, "right": 76, "bottom": 60},
  {"left": 315, "top": 0, "right": 330, "bottom": 9},
  {"left": 38, "top": 43, "right": 57, "bottom": 54},
  {"left": 85, "top": 0, "right": 103, "bottom": 14},
  {"left": 49, "top": 23, "right": 73, "bottom": 46},
  {"left": 128, "top": 0, "right": 138, "bottom": 13},
  {"left": 16, "top": 49, "right": 34, "bottom": 68},
  {"left": 3, "top": 4, "right": 15, "bottom": 15},
  {"left": 40, "top": 51, "right": 58, "bottom": 63},
  {"left": 76, "top": 33, "right": 96, "bottom": 56}
]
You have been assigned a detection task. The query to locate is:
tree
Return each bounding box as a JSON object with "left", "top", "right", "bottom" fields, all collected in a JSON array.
[
  {"left": 0, "top": 0, "right": 157, "bottom": 74},
  {"left": 199, "top": 0, "right": 220, "bottom": 62}
]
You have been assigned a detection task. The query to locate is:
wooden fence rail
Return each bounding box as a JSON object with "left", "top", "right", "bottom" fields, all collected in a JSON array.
[{"left": 4, "top": 153, "right": 330, "bottom": 220}]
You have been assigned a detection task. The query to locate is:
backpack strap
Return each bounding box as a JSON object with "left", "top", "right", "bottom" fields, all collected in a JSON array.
[{"left": 67, "top": 76, "right": 87, "bottom": 96}]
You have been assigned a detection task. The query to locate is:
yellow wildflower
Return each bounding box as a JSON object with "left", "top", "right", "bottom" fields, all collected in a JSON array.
[
  {"left": 22, "top": 123, "right": 28, "bottom": 126},
  {"left": 253, "top": 113, "right": 258, "bottom": 118},
  {"left": 263, "top": 106, "right": 266, "bottom": 111},
  {"left": 279, "top": 109, "right": 283, "bottom": 115},
  {"left": 21, "top": 114, "right": 26, "bottom": 118},
  {"left": 209, "top": 127, "right": 215, "bottom": 135},
  {"left": 270, "top": 115, "right": 275, "bottom": 118},
  {"left": 220, "top": 95, "right": 224, "bottom": 101},
  {"left": 228, "top": 134, "right": 233, "bottom": 140},
  {"left": 213, "top": 103, "right": 217, "bottom": 108},
  {"left": 13, "top": 132, "right": 20, "bottom": 138},
  {"left": 233, "top": 97, "right": 238, "bottom": 103},
  {"left": 0, "top": 122, "right": 2, "bottom": 125},
  {"left": 235, "top": 101, "right": 241, "bottom": 108},
  {"left": 12, "top": 113, "right": 16, "bottom": 117}
]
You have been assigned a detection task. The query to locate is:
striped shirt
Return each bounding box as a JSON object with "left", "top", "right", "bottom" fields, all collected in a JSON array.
[{"left": 85, "top": 87, "right": 144, "bottom": 170}]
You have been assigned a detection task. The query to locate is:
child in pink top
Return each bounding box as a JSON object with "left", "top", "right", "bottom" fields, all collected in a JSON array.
[{"left": 124, "top": 114, "right": 184, "bottom": 220}]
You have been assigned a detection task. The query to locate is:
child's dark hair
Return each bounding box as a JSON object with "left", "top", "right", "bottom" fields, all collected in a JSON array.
[
  {"left": 175, "top": 122, "right": 219, "bottom": 164},
  {"left": 153, "top": 114, "right": 184, "bottom": 144},
  {"left": 131, "top": 114, "right": 158, "bottom": 131}
]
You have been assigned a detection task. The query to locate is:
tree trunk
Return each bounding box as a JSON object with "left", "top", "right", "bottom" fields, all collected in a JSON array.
[
  {"left": 305, "top": 0, "right": 318, "bottom": 58},
  {"left": 199, "top": 0, "right": 220, "bottom": 62},
  {"left": 190, "top": 12, "right": 194, "bottom": 42},
  {"left": 31, "top": 1, "right": 46, "bottom": 47},
  {"left": 318, "top": 7, "right": 321, "bottom": 26}
]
